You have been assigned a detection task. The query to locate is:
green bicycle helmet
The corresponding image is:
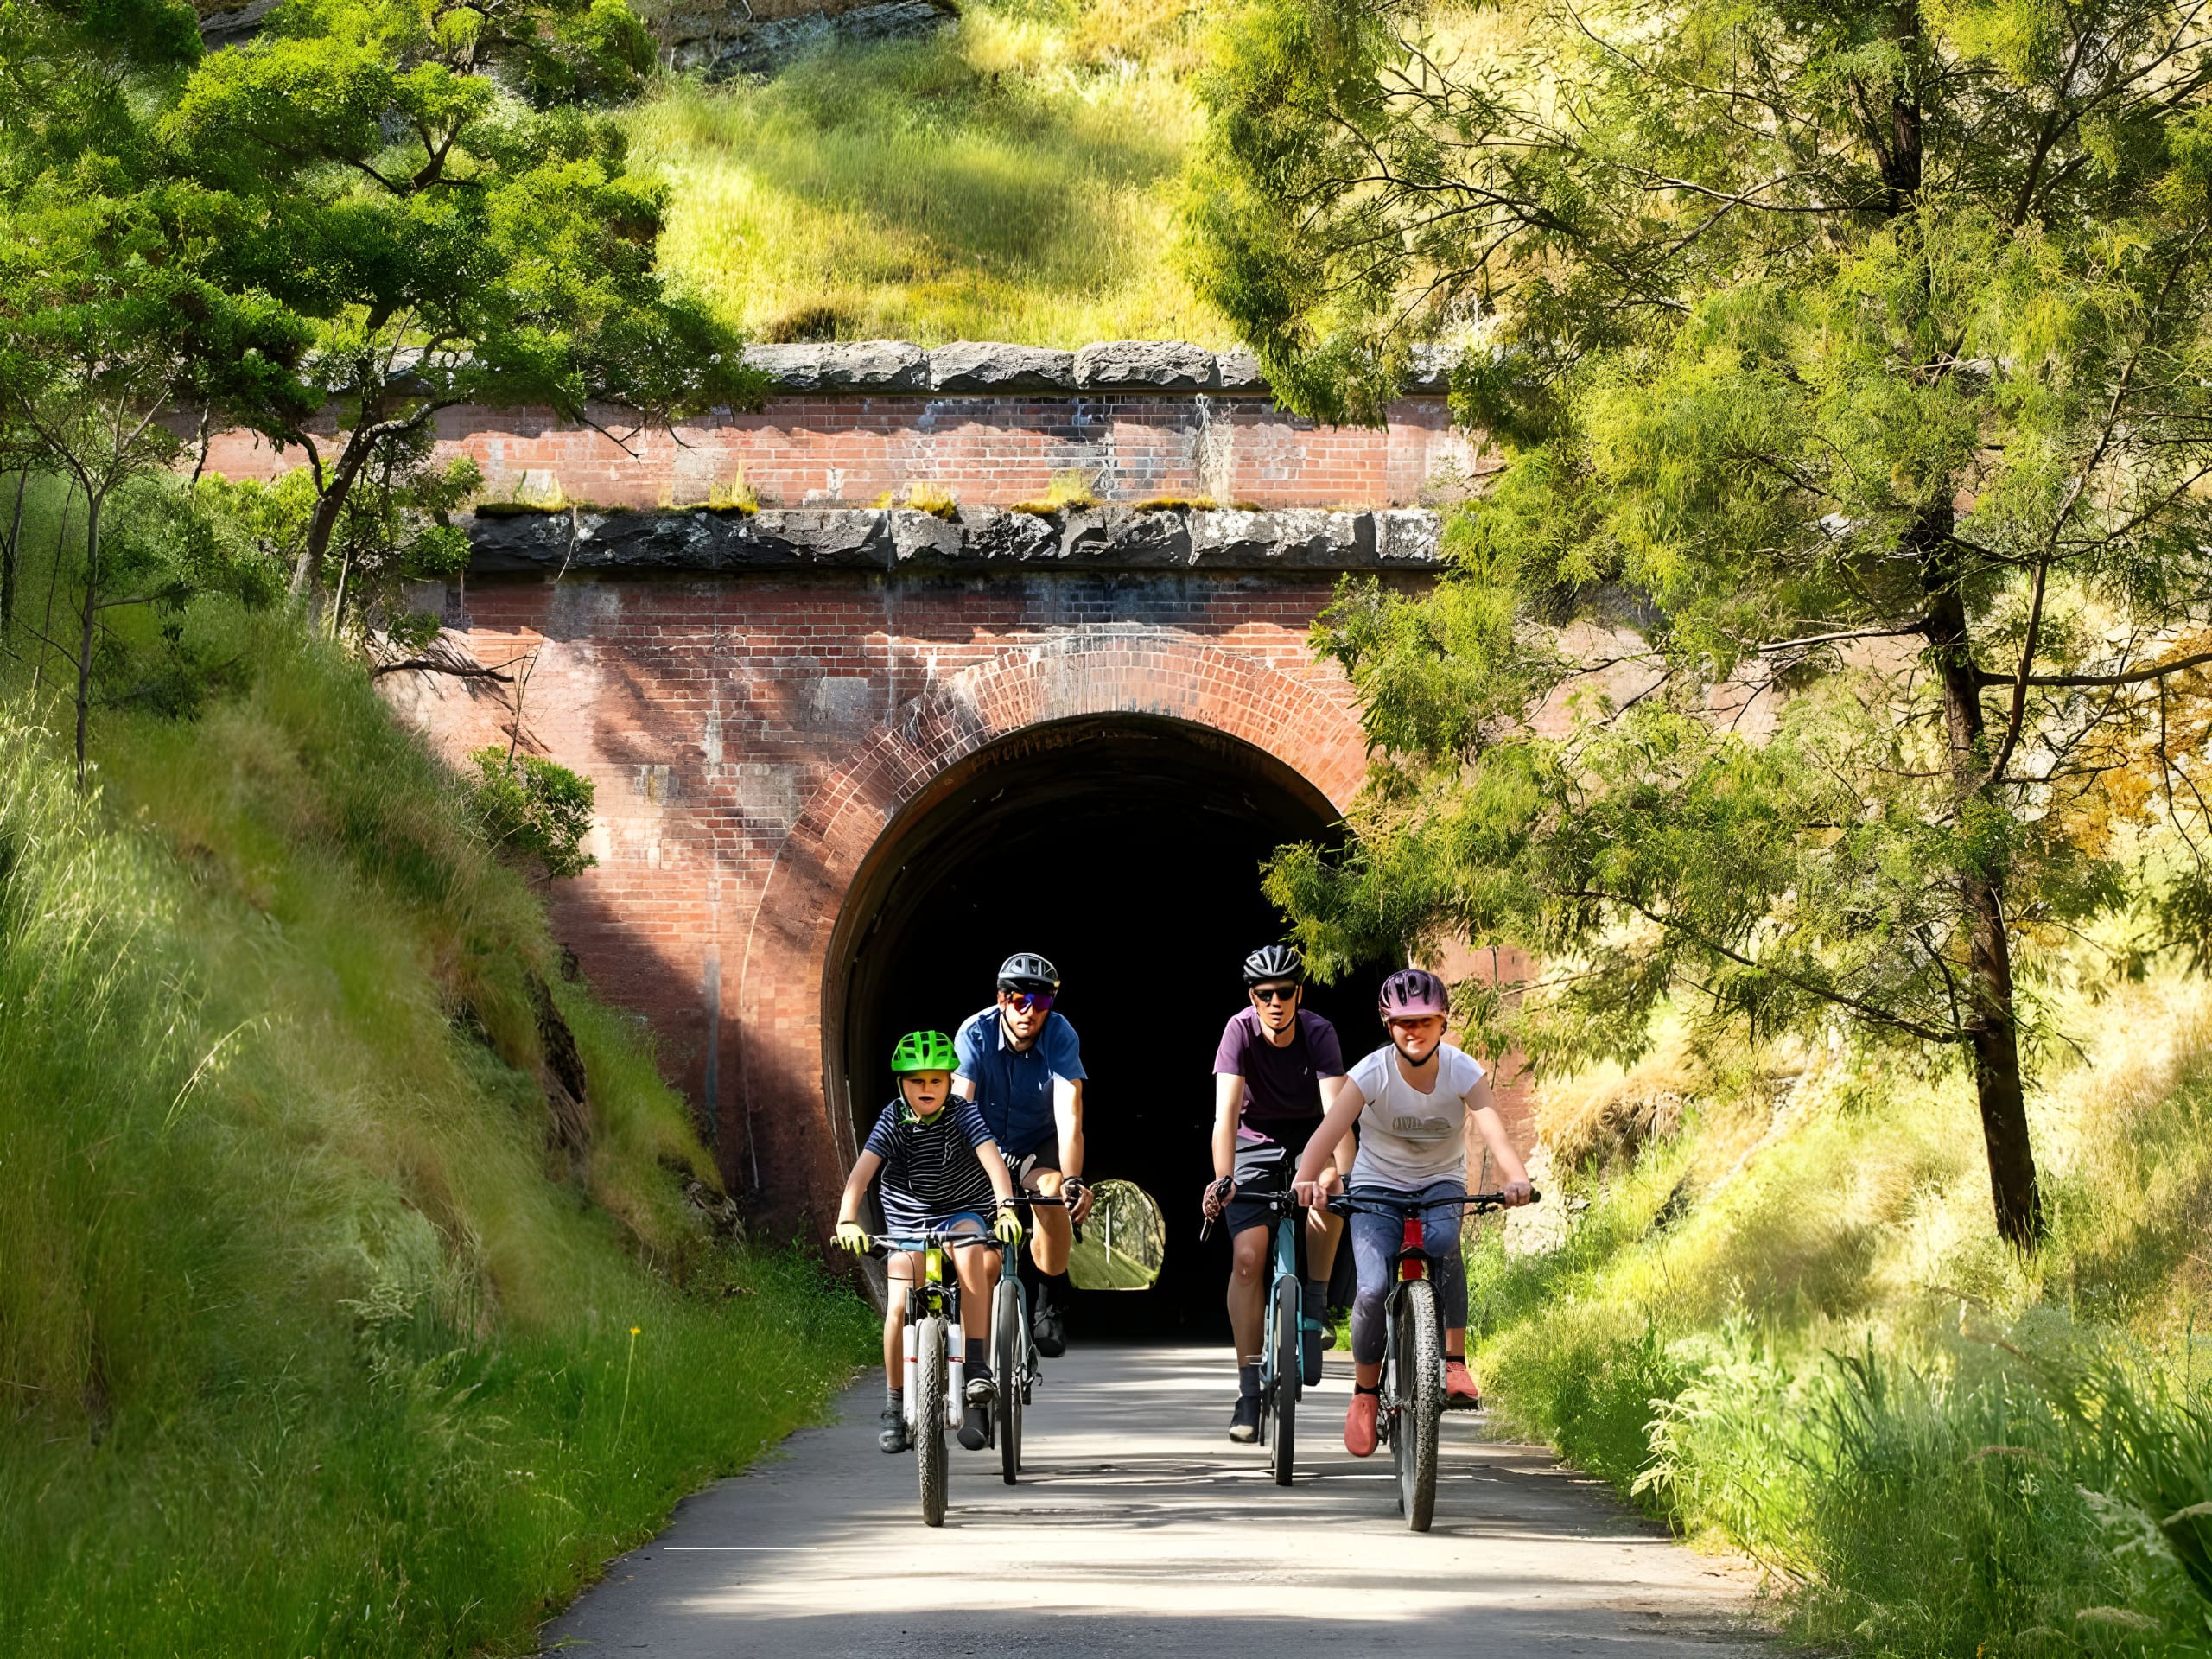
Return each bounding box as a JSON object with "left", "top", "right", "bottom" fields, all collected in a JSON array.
[{"left": 890, "top": 1029, "right": 958, "bottom": 1075}]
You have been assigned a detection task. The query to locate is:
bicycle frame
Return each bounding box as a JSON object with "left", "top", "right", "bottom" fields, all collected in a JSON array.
[
  {"left": 1326, "top": 1190, "right": 1540, "bottom": 1421},
  {"left": 991, "top": 1189, "right": 1072, "bottom": 1402},
  {"left": 1256, "top": 1199, "right": 1304, "bottom": 1416},
  {"left": 875, "top": 1231, "right": 996, "bottom": 1434}
]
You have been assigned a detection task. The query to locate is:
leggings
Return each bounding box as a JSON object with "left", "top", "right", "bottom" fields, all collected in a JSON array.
[{"left": 1347, "top": 1181, "right": 1467, "bottom": 1365}]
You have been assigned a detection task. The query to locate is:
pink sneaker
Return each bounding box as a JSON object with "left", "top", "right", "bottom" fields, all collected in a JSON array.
[
  {"left": 1446, "top": 1358, "right": 1481, "bottom": 1406},
  {"left": 1344, "top": 1391, "right": 1379, "bottom": 1457}
]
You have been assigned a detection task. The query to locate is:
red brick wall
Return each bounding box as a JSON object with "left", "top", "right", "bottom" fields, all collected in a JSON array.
[
  {"left": 387, "top": 570, "right": 1396, "bottom": 1225},
  {"left": 202, "top": 393, "right": 1487, "bottom": 511}
]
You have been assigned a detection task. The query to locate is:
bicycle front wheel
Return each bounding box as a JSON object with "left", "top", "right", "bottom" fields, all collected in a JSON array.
[
  {"left": 916, "top": 1314, "right": 949, "bottom": 1527},
  {"left": 993, "top": 1276, "right": 1022, "bottom": 1485},
  {"left": 1270, "top": 1273, "right": 1299, "bottom": 1485},
  {"left": 1394, "top": 1280, "right": 1440, "bottom": 1531}
]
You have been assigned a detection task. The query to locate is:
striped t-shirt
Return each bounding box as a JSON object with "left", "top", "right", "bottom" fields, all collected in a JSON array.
[{"left": 863, "top": 1097, "right": 999, "bottom": 1227}]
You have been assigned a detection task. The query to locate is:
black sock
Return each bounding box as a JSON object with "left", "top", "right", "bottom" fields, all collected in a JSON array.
[
  {"left": 1302, "top": 1278, "right": 1327, "bottom": 1314},
  {"left": 1238, "top": 1362, "right": 1262, "bottom": 1398},
  {"left": 1355, "top": 1383, "right": 1381, "bottom": 1395},
  {"left": 886, "top": 1385, "right": 904, "bottom": 1410},
  {"left": 966, "top": 1334, "right": 986, "bottom": 1364},
  {"left": 1036, "top": 1272, "right": 1069, "bottom": 1311}
]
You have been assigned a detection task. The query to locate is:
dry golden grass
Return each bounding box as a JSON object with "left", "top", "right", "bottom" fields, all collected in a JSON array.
[
  {"left": 1511, "top": 970, "right": 2212, "bottom": 1342},
  {"left": 1530, "top": 1030, "right": 1702, "bottom": 1171}
]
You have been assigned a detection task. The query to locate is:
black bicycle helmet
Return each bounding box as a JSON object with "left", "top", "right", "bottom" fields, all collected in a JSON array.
[
  {"left": 996, "top": 951, "right": 1060, "bottom": 995},
  {"left": 1242, "top": 944, "right": 1306, "bottom": 986}
]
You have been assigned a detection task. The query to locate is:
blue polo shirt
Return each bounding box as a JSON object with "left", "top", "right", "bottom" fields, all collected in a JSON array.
[{"left": 953, "top": 1006, "right": 1086, "bottom": 1157}]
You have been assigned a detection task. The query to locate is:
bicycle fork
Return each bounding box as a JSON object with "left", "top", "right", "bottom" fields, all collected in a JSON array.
[
  {"left": 1397, "top": 1214, "right": 1427, "bottom": 1281},
  {"left": 900, "top": 1252, "right": 966, "bottom": 1433},
  {"left": 1382, "top": 1214, "right": 1429, "bottom": 1439}
]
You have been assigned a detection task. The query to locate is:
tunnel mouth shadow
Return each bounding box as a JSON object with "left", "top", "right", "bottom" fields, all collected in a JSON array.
[{"left": 823, "top": 713, "right": 1384, "bottom": 1338}]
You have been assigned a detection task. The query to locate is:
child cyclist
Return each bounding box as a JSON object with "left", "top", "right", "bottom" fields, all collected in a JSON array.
[
  {"left": 835, "top": 1031, "right": 1025, "bottom": 1456},
  {"left": 1291, "top": 969, "right": 1533, "bottom": 1456}
]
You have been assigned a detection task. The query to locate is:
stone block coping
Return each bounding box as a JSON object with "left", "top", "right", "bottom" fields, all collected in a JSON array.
[
  {"left": 732, "top": 340, "right": 1457, "bottom": 397},
  {"left": 467, "top": 504, "right": 1446, "bottom": 574}
]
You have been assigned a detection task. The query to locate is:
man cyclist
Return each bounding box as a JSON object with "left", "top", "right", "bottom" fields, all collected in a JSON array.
[
  {"left": 1203, "top": 944, "right": 1351, "bottom": 1445},
  {"left": 1291, "top": 967, "right": 1532, "bottom": 1457},
  {"left": 952, "top": 952, "right": 1094, "bottom": 1357}
]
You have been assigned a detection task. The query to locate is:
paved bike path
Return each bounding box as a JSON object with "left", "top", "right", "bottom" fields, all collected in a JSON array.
[{"left": 537, "top": 1344, "right": 1764, "bottom": 1658}]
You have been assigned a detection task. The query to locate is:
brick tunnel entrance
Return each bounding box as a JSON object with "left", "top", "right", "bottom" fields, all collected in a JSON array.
[{"left": 826, "top": 713, "right": 1384, "bottom": 1338}]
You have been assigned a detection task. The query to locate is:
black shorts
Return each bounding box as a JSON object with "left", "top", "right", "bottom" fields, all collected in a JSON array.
[
  {"left": 1225, "top": 1142, "right": 1300, "bottom": 1237},
  {"left": 1006, "top": 1146, "right": 1061, "bottom": 1185}
]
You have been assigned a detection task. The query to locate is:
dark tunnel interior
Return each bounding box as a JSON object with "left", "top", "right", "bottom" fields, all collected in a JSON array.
[{"left": 831, "top": 715, "right": 1387, "bottom": 1343}]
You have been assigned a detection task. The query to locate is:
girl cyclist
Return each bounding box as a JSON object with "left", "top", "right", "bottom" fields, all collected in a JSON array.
[
  {"left": 835, "top": 1031, "right": 1025, "bottom": 1455},
  {"left": 1290, "top": 968, "right": 1533, "bottom": 1456}
]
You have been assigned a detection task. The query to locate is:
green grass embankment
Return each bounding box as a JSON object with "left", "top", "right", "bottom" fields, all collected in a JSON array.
[
  {"left": 1471, "top": 987, "right": 2212, "bottom": 1659},
  {"left": 0, "top": 480, "right": 873, "bottom": 1656},
  {"left": 624, "top": 0, "right": 1222, "bottom": 346}
]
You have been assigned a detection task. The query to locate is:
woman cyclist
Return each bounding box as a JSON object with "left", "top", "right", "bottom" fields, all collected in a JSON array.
[
  {"left": 1290, "top": 968, "right": 1533, "bottom": 1456},
  {"left": 835, "top": 1031, "right": 1025, "bottom": 1455}
]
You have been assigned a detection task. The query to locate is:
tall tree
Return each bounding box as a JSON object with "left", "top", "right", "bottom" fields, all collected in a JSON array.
[
  {"left": 1191, "top": 0, "right": 2212, "bottom": 1245},
  {"left": 161, "top": 0, "right": 760, "bottom": 601}
]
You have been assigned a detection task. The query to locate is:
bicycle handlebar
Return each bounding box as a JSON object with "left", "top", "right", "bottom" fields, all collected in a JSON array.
[
  {"left": 1324, "top": 1188, "right": 1542, "bottom": 1217},
  {"left": 863, "top": 1231, "right": 1006, "bottom": 1259},
  {"left": 1198, "top": 1179, "right": 1303, "bottom": 1242}
]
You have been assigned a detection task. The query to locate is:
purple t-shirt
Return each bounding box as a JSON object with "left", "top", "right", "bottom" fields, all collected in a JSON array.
[{"left": 1212, "top": 1007, "right": 1346, "bottom": 1141}]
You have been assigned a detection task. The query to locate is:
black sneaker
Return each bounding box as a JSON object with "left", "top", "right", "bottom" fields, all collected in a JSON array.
[
  {"left": 879, "top": 1404, "right": 909, "bottom": 1454},
  {"left": 1230, "top": 1393, "right": 1261, "bottom": 1444},
  {"left": 1033, "top": 1298, "right": 1066, "bottom": 1359},
  {"left": 958, "top": 1400, "right": 993, "bottom": 1451}
]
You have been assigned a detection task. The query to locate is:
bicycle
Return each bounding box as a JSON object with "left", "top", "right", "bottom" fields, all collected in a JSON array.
[
  {"left": 1326, "top": 1188, "right": 1541, "bottom": 1531},
  {"left": 988, "top": 1187, "right": 1073, "bottom": 1487},
  {"left": 865, "top": 1229, "right": 1002, "bottom": 1526},
  {"left": 1201, "top": 1176, "right": 1327, "bottom": 1486}
]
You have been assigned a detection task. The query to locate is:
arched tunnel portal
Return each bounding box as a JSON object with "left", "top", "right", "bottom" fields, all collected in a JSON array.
[{"left": 824, "top": 714, "right": 1386, "bottom": 1338}]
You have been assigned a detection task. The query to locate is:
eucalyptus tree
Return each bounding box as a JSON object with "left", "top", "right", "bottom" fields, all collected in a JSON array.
[
  {"left": 1190, "top": 0, "right": 2212, "bottom": 1244},
  {"left": 162, "top": 0, "right": 760, "bottom": 601}
]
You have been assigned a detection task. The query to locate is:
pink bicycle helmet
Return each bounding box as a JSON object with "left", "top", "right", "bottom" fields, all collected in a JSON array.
[{"left": 1377, "top": 967, "right": 1452, "bottom": 1020}]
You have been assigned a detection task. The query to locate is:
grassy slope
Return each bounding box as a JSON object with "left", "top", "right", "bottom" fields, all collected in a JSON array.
[
  {"left": 626, "top": 0, "right": 1226, "bottom": 346},
  {"left": 0, "top": 480, "right": 872, "bottom": 1656},
  {"left": 1471, "top": 977, "right": 2212, "bottom": 1658}
]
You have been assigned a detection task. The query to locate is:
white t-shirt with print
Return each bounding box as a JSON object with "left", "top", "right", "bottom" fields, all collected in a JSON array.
[{"left": 1346, "top": 1041, "right": 1487, "bottom": 1191}]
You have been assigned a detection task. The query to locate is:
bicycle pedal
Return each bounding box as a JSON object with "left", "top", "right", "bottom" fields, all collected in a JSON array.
[{"left": 1442, "top": 1395, "right": 1485, "bottom": 1412}]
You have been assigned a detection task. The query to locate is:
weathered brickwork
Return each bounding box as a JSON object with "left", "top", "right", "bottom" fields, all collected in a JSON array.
[
  {"left": 201, "top": 392, "right": 1486, "bottom": 512},
  {"left": 344, "top": 355, "right": 1526, "bottom": 1228}
]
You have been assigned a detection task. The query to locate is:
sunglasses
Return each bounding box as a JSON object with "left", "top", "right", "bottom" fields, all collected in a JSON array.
[
  {"left": 1250, "top": 985, "right": 1300, "bottom": 1004},
  {"left": 1003, "top": 992, "right": 1054, "bottom": 1014}
]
